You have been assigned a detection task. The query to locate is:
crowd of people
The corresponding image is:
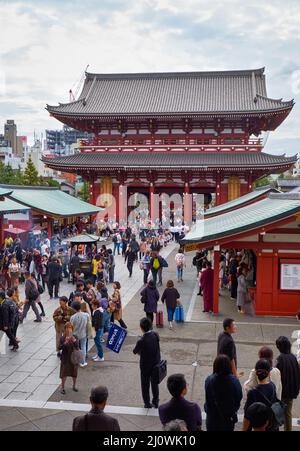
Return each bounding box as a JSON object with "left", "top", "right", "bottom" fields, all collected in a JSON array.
[
  {"left": 193, "top": 248, "right": 257, "bottom": 314},
  {"left": 71, "top": 315, "right": 300, "bottom": 432},
  {"left": 1, "top": 226, "right": 300, "bottom": 432}
]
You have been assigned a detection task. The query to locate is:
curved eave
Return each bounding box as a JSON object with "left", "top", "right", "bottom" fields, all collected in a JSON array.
[
  {"left": 46, "top": 104, "right": 294, "bottom": 119},
  {"left": 182, "top": 206, "right": 300, "bottom": 247}
]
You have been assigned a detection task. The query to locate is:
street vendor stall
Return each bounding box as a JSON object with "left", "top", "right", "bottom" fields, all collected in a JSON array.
[{"left": 67, "top": 234, "right": 106, "bottom": 277}]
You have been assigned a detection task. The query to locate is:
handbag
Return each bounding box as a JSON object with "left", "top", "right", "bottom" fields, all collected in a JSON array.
[
  {"left": 71, "top": 348, "right": 84, "bottom": 366},
  {"left": 161, "top": 258, "right": 169, "bottom": 268},
  {"left": 37, "top": 283, "right": 44, "bottom": 294},
  {"left": 152, "top": 359, "right": 167, "bottom": 384}
]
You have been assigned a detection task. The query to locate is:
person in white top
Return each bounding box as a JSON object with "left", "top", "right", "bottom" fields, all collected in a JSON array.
[
  {"left": 296, "top": 310, "right": 300, "bottom": 365},
  {"left": 244, "top": 346, "right": 282, "bottom": 399},
  {"left": 175, "top": 248, "right": 186, "bottom": 282},
  {"left": 219, "top": 255, "right": 226, "bottom": 291},
  {"left": 8, "top": 257, "right": 21, "bottom": 288}
]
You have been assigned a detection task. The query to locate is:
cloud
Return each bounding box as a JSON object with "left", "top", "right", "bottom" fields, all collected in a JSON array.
[{"left": 0, "top": 0, "right": 299, "bottom": 155}]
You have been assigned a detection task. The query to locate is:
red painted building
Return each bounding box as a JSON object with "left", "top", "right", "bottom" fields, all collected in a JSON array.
[{"left": 44, "top": 68, "right": 296, "bottom": 224}]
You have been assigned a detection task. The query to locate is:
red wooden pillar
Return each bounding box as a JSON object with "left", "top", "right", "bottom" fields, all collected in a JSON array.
[
  {"left": 47, "top": 217, "right": 52, "bottom": 238},
  {"left": 119, "top": 184, "right": 127, "bottom": 226},
  {"left": 213, "top": 247, "right": 220, "bottom": 314},
  {"left": 149, "top": 183, "right": 155, "bottom": 224},
  {"left": 113, "top": 183, "right": 120, "bottom": 225},
  {"left": 183, "top": 183, "right": 192, "bottom": 226},
  {"left": 89, "top": 177, "right": 95, "bottom": 205},
  {"left": 0, "top": 215, "right": 3, "bottom": 247},
  {"left": 247, "top": 172, "right": 253, "bottom": 193},
  {"left": 215, "top": 173, "right": 221, "bottom": 206}
]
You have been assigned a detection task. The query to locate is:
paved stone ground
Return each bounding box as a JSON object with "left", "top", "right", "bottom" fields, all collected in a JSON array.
[{"left": 0, "top": 242, "right": 299, "bottom": 431}]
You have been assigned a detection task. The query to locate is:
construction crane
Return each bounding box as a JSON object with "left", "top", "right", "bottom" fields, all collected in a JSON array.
[{"left": 69, "top": 64, "right": 90, "bottom": 102}]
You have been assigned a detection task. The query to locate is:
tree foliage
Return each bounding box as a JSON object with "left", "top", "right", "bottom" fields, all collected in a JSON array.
[{"left": 23, "top": 156, "right": 39, "bottom": 186}]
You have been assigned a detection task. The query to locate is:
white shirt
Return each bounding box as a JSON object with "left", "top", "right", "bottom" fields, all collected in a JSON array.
[
  {"left": 41, "top": 244, "right": 48, "bottom": 255},
  {"left": 297, "top": 330, "right": 300, "bottom": 363}
]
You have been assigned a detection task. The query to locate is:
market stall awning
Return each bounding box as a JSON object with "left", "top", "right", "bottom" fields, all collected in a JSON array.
[
  {"left": 182, "top": 192, "right": 300, "bottom": 249},
  {"left": 67, "top": 234, "right": 106, "bottom": 244},
  {"left": 0, "top": 185, "right": 103, "bottom": 218},
  {"left": 205, "top": 187, "right": 278, "bottom": 217},
  {"left": 0, "top": 198, "right": 30, "bottom": 214},
  {"left": 4, "top": 227, "right": 27, "bottom": 235}
]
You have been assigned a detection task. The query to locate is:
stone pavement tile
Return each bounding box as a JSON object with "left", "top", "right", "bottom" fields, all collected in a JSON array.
[
  {"left": 0, "top": 375, "right": 8, "bottom": 383},
  {"left": 0, "top": 364, "right": 21, "bottom": 377},
  {"left": 26, "top": 385, "right": 57, "bottom": 402},
  {"left": 113, "top": 414, "right": 143, "bottom": 432},
  {"left": 17, "top": 407, "right": 66, "bottom": 422},
  {"left": 261, "top": 325, "right": 297, "bottom": 343},
  {"left": 41, "top": 355, "right": 60, "bottom": 367},
  {"left": 122, "top": 413, "right": 161, "bottom": 430},
  {"left": 159, "top": 339, "right": 198, "bottom": 365},
  {"left": 196, "top": 341, "right": 217, "bottom": 367},
  {"left": 21, "top": 343, "right": 45, "bottom": 355},
  {"left": 32, "top": 411, "right": 74, "bottom": 431},
  {"left": 230, "top": 324, "right": 264, "bottom": 344},
  {"left": 0, "top": 357, "right": 10, "bottom": 368},
  {"left": 3, "top": 421, "right": 40, "bottom": 431},
  {"left": 8, "top": 353, "right": 35, "bottom": 366},
  {"left": 31, "top": 349, "right": 55, "bottom": 361},
  {"left": 0, "top": 382, "right": 19, "bottom": 398},
  {"left": 0, "top": 407, "right": 29, "bottom": 430},
  {"left": 17, "top": 359, "right": 44, "bottom": 373},
  {"left": 4, "top": 372, "right": 30, "bottom": 384},
  {"left": 42, "top": 368, "right": 60, "bottom": 386},
  {"left": 16, "top": 376, "right": 45, "bottom": 393},
  {"left": 6, "top": 392, "right": 31, "bottom": 400},
  {"left": 31, "top": 365, "right": 56, "bottom": 378}
]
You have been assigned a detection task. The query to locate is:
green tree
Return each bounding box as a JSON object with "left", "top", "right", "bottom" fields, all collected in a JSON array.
[
  {"left": 14, "top": 166, "right": 25, "bottom": 185},
  {"left": 77, "top": 181, "right": 89, "bottom": 202},
  {"left": 254, "top": 176, "right": 271, "bottom": 188},
  {"left": 46, "top": 178, "right": 60, "bottom": 187},
  {"left": 2, "top": 164, "right": 15, "bottom": 184},
  {"left": 23, "top": 156, "right": 39, "bottom": 186}
]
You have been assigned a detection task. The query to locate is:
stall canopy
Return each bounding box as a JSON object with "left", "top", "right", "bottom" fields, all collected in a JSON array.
[
  {"left": 0, "top": 185, "right": 103, "bottom": 217},
  {"left": 0, "top": 198, "right": 30, "bottom": 214},
  {"left": 68, "top": 234, "right": 105, "bottom": 244},
  {"left": 182, "top": 192, "right": 300, "bottom": 249},
  {"left": 204, "top": 187, "right": 278, "bottom": 218}
]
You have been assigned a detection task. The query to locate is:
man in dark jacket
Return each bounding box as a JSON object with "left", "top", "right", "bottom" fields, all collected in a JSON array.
[
  {"left": 125, "top": 245, "right": 136, "bottom": 278},
  {"left": 133, "top": 317, "right": 161, "bottom": 409},
  {"left": 21, "top": 272, "right": 42, "bottom": 323},
  {"left": 73, "top": 386, "right": 120, "bottom": 431},
  {"left": 140, "top": 280, "right": 159, "bottom": 324},
  {"left": 0, "top": 291, "right": 19, "bottom": 351},
  {"left": 47, "top": 257, "right": 62, "bottom": 299},
  {"left": 276, "top": 336, "right": 300, "bottom": 431}
]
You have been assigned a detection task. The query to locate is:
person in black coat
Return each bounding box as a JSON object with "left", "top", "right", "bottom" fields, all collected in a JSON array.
[
  {"left": 125, "top": 245, "right": 136, "bottom": 277},
  {"left": 0, "top": 290, "right": 19, "bottom": 351},
  {"left": 73, "top": 386, "right": 120, "bottom": 431},
  {"left": 275, "top": 336, "right": 300, "bottom": 431},
  {"left": 47, "top": 257, "right": 62, "bottom": 299},
  {"left": 133, "top": 317, "right": 161, "bottom": 409}
]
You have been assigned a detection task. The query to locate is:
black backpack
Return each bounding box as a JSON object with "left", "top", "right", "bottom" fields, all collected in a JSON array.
[{"left": 28, "top": 281, "right": 39, "bottom": 301}]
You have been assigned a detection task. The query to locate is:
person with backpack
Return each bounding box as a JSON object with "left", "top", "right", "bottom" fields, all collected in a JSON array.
[
  {"left": 205, "top": 355, "right": 242, "bottom": 431},
  {"left": 91, "top": 299, "right": 105, "bottom": 362},
  {"left": 175, "top": 248, "right": 185, "bottom": 283},
  {"left": 140, "top": 280, "right": 160, "bottom": 325},
  {"left": 112, "top": 233, "right": 121, "bottom": 256},
  {"left": 141, "top": 250, "right": 151, "bottom": 286},
  {"left": 243, "top": 359, "right": 280, "bottom": 431},
  {"left": 53, "top": 296, "right": 76, "bottom": 357},
  {"left": 275, "top": 336, "right": 300, "bottom": 431},
  {"left": 0, "top": 290, "right": 19, "bottom": 351},
  {"left": 150, "top": 252, "right": 163, "bottom": 287},
  {"left": 161, "top": 280, "right": 180, "bottom": 330},
  {"left": 20, "top": 272, "right": 42, "bottom": 323}
]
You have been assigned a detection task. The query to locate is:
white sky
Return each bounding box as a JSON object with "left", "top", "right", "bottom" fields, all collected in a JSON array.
[{"left": 0, "top": 0, "right": 299, "bottom": 155}]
